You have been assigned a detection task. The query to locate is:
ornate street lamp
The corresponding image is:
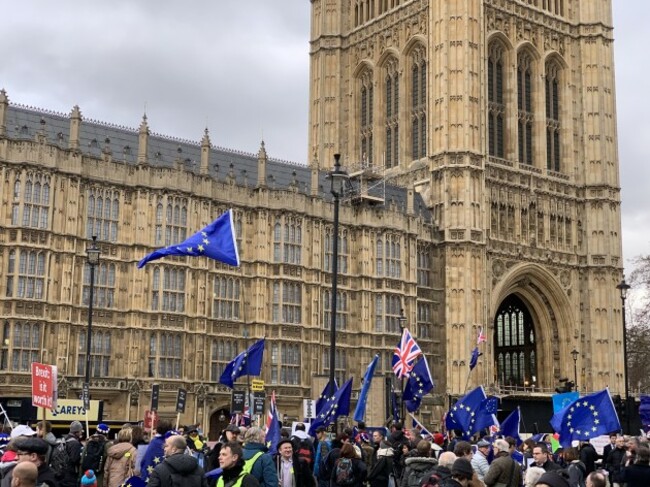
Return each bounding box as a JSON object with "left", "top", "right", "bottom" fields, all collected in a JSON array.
[
  {"left": 570, "top": 348, "right": 579, "bottom": 391},
  {"left": 616, "top": 275, "right": 631, "bottom": 434},
  {"left": 84, "top": 236, "right": 100, "bottom": 408},
  {"left": 328, "top": 154, "right": 348, "bottom": 398}
]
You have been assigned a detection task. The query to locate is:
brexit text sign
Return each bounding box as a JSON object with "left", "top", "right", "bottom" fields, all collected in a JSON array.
[{"left": 31, "top": 362, "right": 57, "bottom": 410}]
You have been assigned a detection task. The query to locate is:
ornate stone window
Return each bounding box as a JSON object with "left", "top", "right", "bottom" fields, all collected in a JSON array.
[
  {"left": 151, "top": 266, "right": 186, "bottom": 312},
  {"left": 323, "top": 290, "right": 349, "bottom": 330},
  {"left": 359, "top": 70, "right": 374, "bottom": 164},
  {"left": 210, "top": 339, "right": 236, "bottom": 382},
  {"left": 77, "top": 330, "right": 111, "bottom": 377},
  {"left": 376, "top": 235, "right": 401, "bottom": 278},
  {"left": 155, "top": 196, "right": 188, "bottom": 246},
  {"left": 11, "top": 174, "right": 50, "bottom": 229},
  {"left": 546, "top": 61, "right": 561, "bottom": 172},
  {"left": 1, "top": 322, "right": 40, "bottom": 372},
  {"left": 374, "top": 293, "right": 401, "bottom": 332},
  {"left": 323, "top": 349, "right": 347, "bottom": 386},
  {"left": 6, "top": 250, "right": 46, "bottom": 300},
  {"left": 273, "top": 216, "right": 302, "bottom": 265},
  {"left": 417, "top": 245, "right": 431, "bottom": 286},
  {"left": 82, "top": 262, "right": 116, "bottom": 308},
  {"left": 494, "top": 295, "right": 537, "bottom": 388},
  {"left": 324, "top": 228, "right": 349, "bottom": 274},
  {"left": 212, "top": 276, "right": 241, "bottom": 320},
  {"left": 87, "top": 189, "right": 119, "bottom": 242},
  {"left": 272, "top": 281, "right": 302, "bottom": 324},
  {"left": 417, "top": 303, "right": 431, "bottom": 338},
  {"left": 148, "top": 332, "right": 182, "bottom": 379},
  {"left": 384, "top": 58, "right": 399, "bottom": 168},
  {"left": 517, "top": 52, "right": 534, "bottom": 165},
  {"left": 410, "top": 46, "right": 427, "bottom": 161},
  {"left": 488, "top": 42, "right": 506, "bottom": 158},
  {"left": 270, "top": 343, "right": 301, "bottom": 385}
]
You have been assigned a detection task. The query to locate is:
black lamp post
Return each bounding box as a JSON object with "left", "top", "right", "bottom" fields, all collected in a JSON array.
[
  {"left": 398, "top": 309, "right": 407, "bottom": 420},
  {"left": 84, "top": 236, "right": 100, "bottom": 406},
  {"left": 570, "top": 348, "right": 579, "bottom": 391},
  {"left": 616, "top": 276, "right": 631, "bottom": 434},
  {"left": 328, "top": 154, "right": 348, "bottom": 398}
]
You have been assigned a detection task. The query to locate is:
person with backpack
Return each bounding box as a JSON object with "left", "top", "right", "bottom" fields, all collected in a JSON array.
[
  {"left": 483, "top": 439, "right": 522, "bottom": 487},
  {"left": 330, "top": 443, "right": 366, "bottom": 487},
  {"left": 564, "top": 448, "right": 586, "bottom": 487},
  {"left": 240, "top": 427, "right": 277, "bottom": 487},
  {"left": 49, "top": 421, "right": 83, "bottom": 487},
  {"left": 401, "top": 440, "right": 438, "bottom": 487},
  {"left": 81, "top": 424, "right": 112, "bottom": 487},
  {"left": 314, "top": 427, "right": 331, "bottom": 487},
  {"left": 103, "top": 427, "right": 137, "bottom": 487},
  {"left": 273, "top": 438, "right": 315, "bottom": 486},
  {"left": 10, "top": 437, "right": 57, "bottom": 487},
  {"left": 290, "top": 423, "right": 315, "bottom": 472},
  {"left": 318, "top": 433, "right": 348, "bottom": 486},
  {"left": 366, "top": 440, "right": 394, "bottom": 487}
]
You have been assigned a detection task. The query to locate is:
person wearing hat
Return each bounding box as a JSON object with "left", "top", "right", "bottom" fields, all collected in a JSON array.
[
  {"left": 483, "top": 439, "right": 522, "bottom": 487},
  {"left": 447, "top": 457, "right": 475, "bottom": 486},
  {"left": 80, "top": 423, "right": 112, "bottom": 487},
  {"left": 273, "top": 438, "right": 314, "bottom": 487},
  {"left": 534, "top": 471, "right": 571, "bottom": 487},
  {"left": 0, "top": 433, "right": 10, "bottom": 457},
  {"left": 241, "top": 427, "right": 278, "bottom": 487},
  {"left": 471, "top": 439, "right": 491, "bottom": 482},
  {"left": 51, "top": 420, "right": 84, "bottom": 487},
  {"left": 9, "top": 426, "right": 36, "bottom": 441},
  {"left": 12, "top": 437, "right": 57, "bottom": 487},
  {"left": 203, "top": 425, "right": 241, "bottom": 477}
]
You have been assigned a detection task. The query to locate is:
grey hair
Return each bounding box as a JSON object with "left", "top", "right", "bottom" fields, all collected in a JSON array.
[{"left": 244, "top": 426, "right": 266, "bottom": 444}]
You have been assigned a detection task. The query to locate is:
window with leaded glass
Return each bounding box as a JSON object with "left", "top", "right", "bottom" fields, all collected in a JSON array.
[
  {"left": 374, "top": 294, "right": 401, "bottom": 333},
  {"left": 12, "top": 174, "right": 51, "bottom": 229},
  {"left": 272, "top": 282, "right": 302, "bottom": 324},
  {"left": 359, "top": 69, "right": 374, "bottom": 164},
  {"left": 376, "top": 235, "right": 401, "bottom": 278},
  {"left": 270, "top": 343, "right": 301, "bottom": 385},
  {"left": 417, "top": 303, "right": 431, "bottom": 338},
  {"left": 323, "top": 290, "right": 349, "bottom": 330},
  {"left": 494, "top": 295, "right": 537, "bottom": 387},
  {"left": 151, "top": 267, "right": 185, "bottom": 312},
  {"left": 82, "top": 262, "right": 116, "bottom": 308},
  {"left": 77, "top": 330, "right": 111, "bottom": 377},
  {"left": 213, "top": 277, "right": 241, "bottom": 320},
  {"left": 417, "top": 246, "right": 431, "bottom": 286},
  {"left": 410, "top": 47, "right": 427, "bottom": 161},
  {"left": 86, "top": 189, "right": 120, "bottom": 242},
  {"left": 273, "top": 216, "right": 302, "bottom": 265},
  {"left": 5, "top": 250, "right": 46, "bottom": 300},
  {"left": 488, "top": 41, "right": 505, "bottom": 158},
  {"left": 148, "top": 332, "right": 182, "bottom": 379},
  {"left": 545, "top": 61, "right": 561, "bottom": 172},
  {"left": 210, "top": 340, "right": 236, "bottom": 382},
  {"left": 517, "top": 51, "right": 534, "bottom": 165},
  {"left": 385, "top": 58, "right": 399, "bottom": 168},
  {"left": 324, "top": 228, "right": 349, "bottom": 274},
  {"left": 3, "top": 322, "right": 41, "bottom": 372},
  {"left": 154, "top": 196, "right": 188, "bottom": 246}
]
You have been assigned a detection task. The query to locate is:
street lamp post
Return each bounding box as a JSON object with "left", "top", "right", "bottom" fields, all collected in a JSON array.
[
  {"left": 328, "top": 154, "right": 348, "bottom": 398},
  {"left": 84, "top": 236, "right": 100, "bottom": 413},
  {"left": 570, "top": 348, "right": 579, "bottom": 391},
  {"left": 616, "top": 276, "right": 631, "bottom": 434},
  {"left": 398, "top": 309, "right": 407, "bottom": 421}
]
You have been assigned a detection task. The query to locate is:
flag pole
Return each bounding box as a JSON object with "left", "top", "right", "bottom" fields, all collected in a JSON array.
[
  {"left": 398, "top": 309, "right": 407, "bottom": 422},
  {"left": 463, "top": 367, "right": 472, "bottom": 395}
]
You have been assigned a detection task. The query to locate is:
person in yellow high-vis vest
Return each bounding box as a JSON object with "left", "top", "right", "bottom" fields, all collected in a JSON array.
[{"left": 217, "top": 442, "right": 259, "bottom": 487}]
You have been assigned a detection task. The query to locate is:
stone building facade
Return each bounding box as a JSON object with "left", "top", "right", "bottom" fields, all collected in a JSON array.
[{"left": 309, "top": 0, "right": 625, "bottom": 399}]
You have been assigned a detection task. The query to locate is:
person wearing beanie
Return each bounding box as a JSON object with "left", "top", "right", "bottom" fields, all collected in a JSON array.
[
  {"left": 53, "top": 421, "right": 84, "bottom": 487},
  {"left": 81, "top": 422, "right": 112, "bottom": 487},
  {"left": 81, "top": 470, "right": 98, "bottom": 487},
  {"left": 484, "top": 438, "right": 522, "bottom": 487},
  {"left": 448, "top": 457, "right": 474, "bottom": 486},
  {"left": 534, "top": 471, "right": 571, "bottom": 487}
]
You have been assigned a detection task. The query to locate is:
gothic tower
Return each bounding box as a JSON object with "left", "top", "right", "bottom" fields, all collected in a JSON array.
[{"left": 309, "top": 0, "right": 624, "bottom": 397}]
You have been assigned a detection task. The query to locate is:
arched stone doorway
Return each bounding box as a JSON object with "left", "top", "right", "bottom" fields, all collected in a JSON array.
[
  {"left": 208, "top": 407, "right": 230, "bottom": 441},
  {"left": 494, "top": 294, "right": 537, "bottom": 388}
]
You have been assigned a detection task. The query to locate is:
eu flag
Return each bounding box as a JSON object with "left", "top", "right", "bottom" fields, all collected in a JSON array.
[
  {"left": 469, "top": 347, "right": 481, "bottom": 370},
  {"left": 445, "top": 386, "right": 499, "bottom": 440},
  {"left": 403, "top": 356, "right": 435, "bottom": 413},
  {"left": 315, "top": 379, "right": 338, "bottom": 416},
  {"left": 550, "top": 388, "right": 621, "bottom": 448},
  {"left": 498, "top": 407, "right": 522, "bottom": 446},
  {"left": 265, "top": 399, "right": 281, "bottom": 454},
  {"left": 218, "top": 338, "right": 265, "bottom": 388},
  {"left": 309, "top": 378, "right": 352, "bottom": 435},
  {"left": 353, "top": 354, "right": 380, "bottom": 422},
  {"left": 137, "top": 209, "right": 240, "bottom": 268}
]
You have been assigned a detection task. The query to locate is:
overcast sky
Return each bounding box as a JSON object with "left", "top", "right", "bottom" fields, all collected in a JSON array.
[{"left": 1, "top": 1, "right": 647, "bottom": 268}]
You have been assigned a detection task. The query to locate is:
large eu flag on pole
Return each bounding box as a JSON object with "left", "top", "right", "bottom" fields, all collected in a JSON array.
[
  {"left": 137, "top": 209, "right": 240, "bottom": 268},
  {"left": 315, "top": 379, "right": 338, "bottom": 417},
  {"left": 498, "top": 407, "right": 522, "bottom": 446},
  {"left": 550, "top": 388, "right": 621, "bottom": 448},
  {"left": 445, "top": 386, "right": 499, "bottom": 440},
  {"left": 218, "top": 338, "right": 265, "bottom": 388},
  {"left": 403, "top": 356, "right": 435, "bottom": 413},
  {"left": 353, "top": 354, "right": 380, "bottom": 422},
  {"left": 309, "top": 378, "right": 352, "bottom": 435}
]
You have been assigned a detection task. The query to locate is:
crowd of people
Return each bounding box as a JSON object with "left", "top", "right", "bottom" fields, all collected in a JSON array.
[{"left": 0, "top": 419, "right": 649, "bottom": 487}]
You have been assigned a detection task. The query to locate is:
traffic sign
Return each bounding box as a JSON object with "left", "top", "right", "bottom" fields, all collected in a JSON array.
[
  {"left": 31, "top": 362, "right": 57, "bottom": 410},
  {"left": 251, "top": 379, "right": 265, "bottom": 391}
]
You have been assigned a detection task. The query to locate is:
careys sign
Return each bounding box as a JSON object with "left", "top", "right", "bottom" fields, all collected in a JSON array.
[{"left": 38, "top": 399, "right": 101, "bottom": 421}]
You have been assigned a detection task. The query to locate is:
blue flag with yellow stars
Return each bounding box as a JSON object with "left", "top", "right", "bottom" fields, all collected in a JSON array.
[
  {"left": 139, "top": 433, "right": 165, "bottom": 483},
  {"left": 445, "top": 386, "right": 499, "bottom": 440},
  {"left": 353, "top": 354, "right": 380, "bottom": 422},
  {"left": 309, "top": 378, "right": 352, "bottom": 435},
  {"left": 403, "top": 356, "right": 435, "bottom": 413},
  {"left": 137, "top": 209, "right": 240, "bottom": 268},
  {"left": 315, "top": 379, "right": 338, "bottom": 416},
  {"left": 550, "top": 388, "right": 621, "bottom": 448},
  {"left": 218, "top": 338, "right": 265, "bottom": 388}
]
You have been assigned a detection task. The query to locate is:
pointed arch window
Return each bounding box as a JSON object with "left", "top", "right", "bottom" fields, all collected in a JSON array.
[
  {"left": 385, "top": 58, "right": 399, "bottom": 168},
  {"left": 6, "top": 250, "right": 46, "bottom": 299},
  {"left": 154, "top": 196, "right": 187, "bottom": 246},
  {"left": 546, "top": 61, "right": 561, "bottom": 172},
  {"left": 517, "top": 52, "right": 534, "bottom": 165},
  {"left": 2, "top": 322, "right": 41, "bottom": 372},
  {"left": 410, "top": 47, "right": 427, "bottom": 161},
  {"left": 77, "top": 330, "right": 111, "bottom": 377},
  {"left": 359, "top": 70, "right": 374, "bottom": 164},
  {"left": 148, "top": 332, "right": 182, "bottom": 379},
  {"left": 213, "top": 276, "right": 241, "bottom": 320},
  {"left": 488, "top": 42, "right": 505, "bottom": 158},
  {"left": 494, "top": 295, "right": 537, "bottom": 388}
]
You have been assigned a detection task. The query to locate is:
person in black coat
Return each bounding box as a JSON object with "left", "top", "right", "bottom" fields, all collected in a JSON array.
[
  {"left": 366, "top": 441, "right": 394, "bottom": 487},
  {"left": 273, "top": 439, "right": 315, "bottom": 487},
  {"left": 601, "top": 434, "right": 617, "bottom": 465},
  {"left": 621, "top": 446, "right": 650, "bottom": 487},
  {"left": 330, "top": 443, "right": 367, "bottom": 487},
  {"left": 579, "top": 442, "right": 598, "bottom": 475}
]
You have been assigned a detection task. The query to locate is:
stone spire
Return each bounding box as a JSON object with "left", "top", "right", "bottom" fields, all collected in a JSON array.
[
  {"left": 257, "top": 140, "right": 268, "bottom": 188},
  {"left": 69, "top": 105, "right": 82, "bottom": 151},
  {"left": 200, "top": 128, "right": 211, "bottom": 175},
  {"left": 137, "top": 114, "right": 149, "bottom": 165},
  {"left": 310, "top": 146, "right": 320, "bottom": 196},
  {"left": 0, "top": 89, "right": 8, "bottom": 137}
]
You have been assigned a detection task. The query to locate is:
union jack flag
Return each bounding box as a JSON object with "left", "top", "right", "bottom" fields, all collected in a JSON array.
[
  {"left": 477, "top": 326, "right": 487, "bottom": 345},
  {"left": 266, "top": 390, "right": 277, "bottom": 430},
  {"left": 392, "top": 328, "right": 422, "bottom": 378}
]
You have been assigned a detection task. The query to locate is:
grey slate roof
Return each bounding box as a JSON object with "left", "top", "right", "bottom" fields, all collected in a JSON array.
[{"left": 5, "top": 104, "right": 432, "bottom": 221}]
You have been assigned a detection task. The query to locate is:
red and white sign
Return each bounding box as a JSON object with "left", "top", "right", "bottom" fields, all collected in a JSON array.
[
  {"left": 31, "top": 362, "right": 57, "bottom": 410},
  {"left": 144, "top": 409, "right": 158, "bottom": 432}
]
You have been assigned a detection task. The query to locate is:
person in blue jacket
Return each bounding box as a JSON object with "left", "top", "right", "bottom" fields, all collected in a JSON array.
[
  {"left": 140, "top": 420, "right": 173, "bottom": 484},
  {"left": 241, "top": 427, "right": 278, "bottom": 487}
]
